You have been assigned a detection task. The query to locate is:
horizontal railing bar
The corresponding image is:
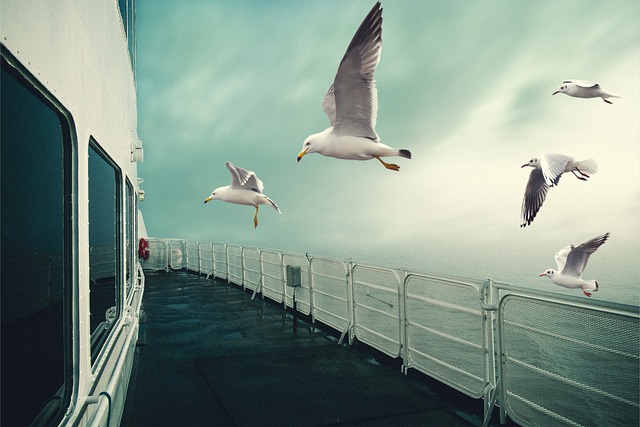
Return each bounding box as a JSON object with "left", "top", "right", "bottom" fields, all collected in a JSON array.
[
  {"left": 141, "top": 238, "right": 639, "bottom": 427},
  {"left": 504, "top": 319, "right": 639, "bottom": 359},
  {"left": 408, "top": 322, "right": 483, "bottom": 350},
  {"left": 355, "top": 303, "right": 399, "bottom": 319},
  {"left": 409, "top": 347, "right": 484, "bottom": 383},
  {"left": 407, "top": 294, "right": 482, "bottom": 317},
  {"left": 508, "top": 358, "right": 639, "bottom": 408}
]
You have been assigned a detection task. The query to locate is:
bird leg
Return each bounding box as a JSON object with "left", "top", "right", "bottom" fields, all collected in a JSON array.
[
  {"left": 575, "top": 168, "right": 590, "bottom": 178},
  {"left": 375, "top": 156, "right": 400, "bottom": 171},
  {"left": 603, "top": 98, "right": 612, "bottom": 104},
  {"left": 571, "top": 170, "right": 588, "bottom": 181},
  {"left": 582, "top": 289, "right": 592, "bottom": 297},
  {"left": 253, "top": 205, "right": 259, "bottom": 228}
]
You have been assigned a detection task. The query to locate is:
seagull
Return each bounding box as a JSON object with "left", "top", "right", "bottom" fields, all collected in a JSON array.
[
  {"left": 204, "top": 162, "right": 281, "bottom": 228},
  {"left": 539, "top": 232, "right": 610, "bottom": 297},
  {"left": 520, "top": 154, "right": 598, "bottom": 227},
  {"left": 552, "top": 80, "right": 620, "bottom": 104},
  {"left": 297, "top": 1, "right": 412, "bottom": 171}
]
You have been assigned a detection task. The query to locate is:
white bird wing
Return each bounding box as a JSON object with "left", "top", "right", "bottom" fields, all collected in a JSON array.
[
  {"left": 328, "top": 1, "right": 382, "bottom": 141},
  {"left": 541, "top": 153, "right": 572, "bottom": 187},
  {"left": 322, "top": 84, "right": 337, "bottom": 127},
  {"left": 226, "top": 162, "right": 264, "bottom": 193},
  {"left": 521, "top": 168, "right": 549, "bottom": 227},
  {"left": 554, "top": 244, "right": 572, "bottom": 272},
  {"left": 561, "top": 233, "right": 610, "bottom": 277},
  {"left": 573, "top": 80, "right": 599, "bottom": 89}
]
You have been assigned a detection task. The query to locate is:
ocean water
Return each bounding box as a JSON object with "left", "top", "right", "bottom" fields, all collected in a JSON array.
[{"left": 347, "top": 250, "right": 639, "bottom": 307}]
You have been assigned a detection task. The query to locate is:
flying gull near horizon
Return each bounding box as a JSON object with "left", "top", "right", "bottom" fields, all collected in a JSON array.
[
  {"left": 539, "top": 232, "right": 610, "bottom": 297},
  {"left": 520, "top": 153, "right": 598, "bottom": 227},
  {"left": 204, "top": 162, "right": 281, "bottom": 228},
  {"left": 297, "top": 1, "right": 412, "bottom": 171},
  {"left": 552, "top": 80, "right": 620, "bottom": 104}
]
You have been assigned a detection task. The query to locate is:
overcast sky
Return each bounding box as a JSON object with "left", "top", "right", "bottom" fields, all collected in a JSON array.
[{"left": 136, "top": 0, "right": 639, "bottom": 304}]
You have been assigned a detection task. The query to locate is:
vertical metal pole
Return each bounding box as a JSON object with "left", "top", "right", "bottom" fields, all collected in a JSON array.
[
  {"left": 347, "top": 259, "right": 354, "bottom": 346},
  {"left": 280, "top": 253, "right": 286, "bottom": 309},
  {"left": 400, "top": 270, "right": 410, "bottom": 374},
  {"left": 292, "top": 286, "right": 297, "bottom": 333},
  {"left": 307, "top": 254, "right": 315, "bottom": 323},
  {"left": 240, "top": 246, "right": 245, "bottom": 289},
  {"left": 225, "top": 244, "right": 230, "bottom": 284},
  {"left": 258, "top": 248, "right": 263, "bottom": 297}
]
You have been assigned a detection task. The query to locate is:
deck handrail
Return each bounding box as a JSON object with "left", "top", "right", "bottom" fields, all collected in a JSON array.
[{"left": 141, "top": 238, "right": 639, "bottom": 427}]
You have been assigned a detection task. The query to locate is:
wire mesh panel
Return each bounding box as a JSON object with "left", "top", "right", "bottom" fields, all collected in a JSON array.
[
  {"left": 310, "top": 257, "right": 349, "bottom": 333},
  {"left": 212, "top": 243, "right": 227, "bottom": 280},
  {"left": 405, "top": 275, "right": 485, "bottom": 398},
  {"left": 198, "top": 242, "right": 213, "bottom": 275},
  {"left": 352, "top": 265, "right": 402, "bottom": 357},
  {"left": 282, "top": 253, "right": 310, "bottom": 314},
  {"left": 242, "top": 247, "right": 261, "bottom": 292},
  {"left": 226, "top": 245, "right": 242, "bottom": 286},
  {"left": 261, "top": 250, "right": 284, "bottom": 303},
  {"left": 185, "top": 241, "right": 199, "bottom": 273},
  {"left": 169, "top": 240, "right": 185, "bottom": 270},
  {"left": 499, "top": 296, "right": 640, "bottom": 427},
  {"left": 141, "top": 239, "right": 167, "bottom": 270}
]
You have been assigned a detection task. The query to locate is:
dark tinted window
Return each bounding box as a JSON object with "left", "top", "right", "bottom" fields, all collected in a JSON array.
[
  {"left": 1, "top": 54, "right": 72, "bottom": 426},
  {"left": 88, "top": 140, "right": 121, "bottom": 364},
  {"left": 118, "top": 0, "right": 136, "bottom": 74}
]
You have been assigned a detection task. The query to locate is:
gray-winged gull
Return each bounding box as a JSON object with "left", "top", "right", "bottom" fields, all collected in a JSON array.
[
  {"left": 297, "top": 2, "right": 412, "bottom": 171},
  {"left": 204, "top": 162, "right": 281, "bottom": 228},
  {"left": 539, "top": 232, "right": 609, "bottom": 297}
]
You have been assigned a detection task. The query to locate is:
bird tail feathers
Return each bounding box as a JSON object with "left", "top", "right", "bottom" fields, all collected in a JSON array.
[
  {"left": 576, "top": 158, "right": 598, "bottom": 175},
  {"left": 398, "top": 149, "right": 412, "bottom": 159}
]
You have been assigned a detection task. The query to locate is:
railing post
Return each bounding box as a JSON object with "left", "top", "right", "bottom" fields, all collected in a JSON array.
[
  {"left": 480, "top": 279, "right": 498, "bottom": 426},
  {"left": 278, "top": 252, "right": 284, "bottom": 305},
  {"left": 162, "top": 239, "right": 171, "bottom": 272},
  {"left": 280, "top": 253, "right": 286, "bottom": 309},
  {"left": 211, "top": 242, "right": 216, "bottom": 280},
  {"left": 399, "top": 269, "right": 410, "bottom": 375},
  {"left": 306, "top": 253, "right": 315, "bottom": 322},
  {"left": 240, "top": 245, "right": 245, "bottom": 289},
  {"left": 225, "top": 244, "right": 230, "bottom": 284},
  {"left": 346, "top": 259, "right": 354, "bottom": 346}
]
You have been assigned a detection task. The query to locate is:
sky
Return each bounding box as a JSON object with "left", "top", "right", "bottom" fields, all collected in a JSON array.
[{"left": 136, "top": 0, "right": 639, "bottom": 304}]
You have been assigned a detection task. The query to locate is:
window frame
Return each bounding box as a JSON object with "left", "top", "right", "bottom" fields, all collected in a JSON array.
[
  {"left": 125, "top": 177, "right": 137, "bottom": 301},
  {"left": 0, "top": 45, "right": 77, "bottom": 426},
  {"left": 87, "top": 137, "right": 124, "bottom": 369}
]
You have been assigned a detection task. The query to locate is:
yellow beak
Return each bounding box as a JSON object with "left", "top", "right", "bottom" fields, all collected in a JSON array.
[
  {"left": 297, "top": 148, "right": 308, "bottom": 162},
  {"left": 204, "top": 196, "right": 213, "bottom": 204}
]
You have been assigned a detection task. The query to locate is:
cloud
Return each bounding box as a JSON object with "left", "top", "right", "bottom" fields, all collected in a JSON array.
[{"left": 136, "top": 0, "right": 639, "bottom": 303}]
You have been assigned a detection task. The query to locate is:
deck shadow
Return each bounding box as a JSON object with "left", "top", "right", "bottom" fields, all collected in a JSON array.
[{"left": 195, "top": 346, "right": 446, "bottom": 426}]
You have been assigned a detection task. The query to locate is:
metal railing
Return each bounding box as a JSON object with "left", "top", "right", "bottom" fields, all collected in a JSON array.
[{"left": 140, "top": 238, "right": 639, "bottom": 427}]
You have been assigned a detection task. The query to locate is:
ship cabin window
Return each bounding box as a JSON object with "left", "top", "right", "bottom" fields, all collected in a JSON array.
[
  {"left": 118, "top": 0, "right": 137, "bottom": 74},
  {"left": 1, "top": 51, "right": 74, "bottom": 426},
  {"left": 88, "top": 140, "right": 122, "bottom": 364}
]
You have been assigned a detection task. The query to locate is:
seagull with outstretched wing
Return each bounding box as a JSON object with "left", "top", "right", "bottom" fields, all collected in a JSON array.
[{"left": 204, "top": 162, "right": 280, "bottom": 228}]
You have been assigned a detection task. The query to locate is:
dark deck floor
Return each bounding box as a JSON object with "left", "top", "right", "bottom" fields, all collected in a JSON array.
[{"left": 121, "top": 271, "right": 498, "bottom": 427}]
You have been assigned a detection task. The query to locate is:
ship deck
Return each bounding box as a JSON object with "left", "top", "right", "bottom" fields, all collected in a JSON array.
[{"left": 122, "top": 270, "right": 504, "bottom": 426}]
